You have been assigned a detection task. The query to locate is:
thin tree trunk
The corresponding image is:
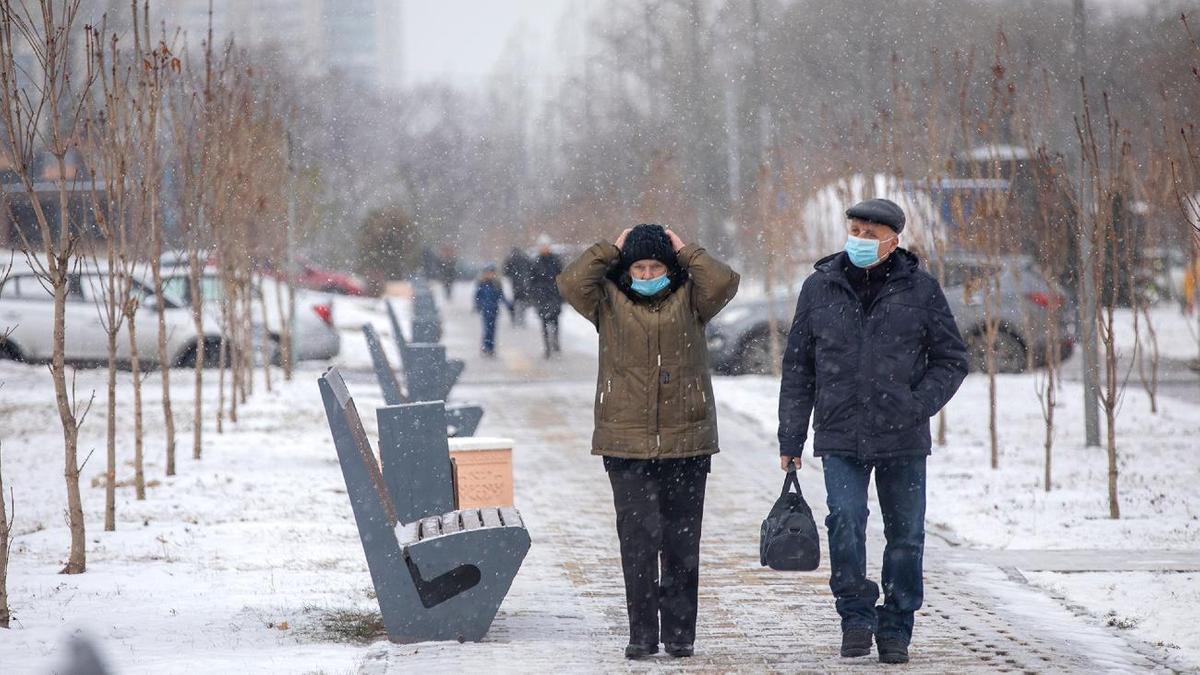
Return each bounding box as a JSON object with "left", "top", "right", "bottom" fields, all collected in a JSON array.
[
  {"left": 53, "top": 281, "right": 86, "bottom": 574},
  {"left": 127, "top": 317, "right": 146, "bottom": 500},
  {"left": 216, "top": 309, "right": 227, "bottom": 434},
  {"left": 189, "top": 260, "right": 205, "bottom": 459},
  {"left": 1103, "top": 306, "right": 1120, "bottom": 519},
  {"left": 1, "top": 439, "right": 12, "bottom": 627},
  {"left": 104, "top": 335, "right": 117, "bottom": 531},
  {"left": 1042, "top": 366, "right": 1056, "bottom": 492},
  {"left": 153, "top": 257, "right": 176, "bottom": 476},
  {"left": 258, "top": 276, "right": 273, "bottom": 393}
]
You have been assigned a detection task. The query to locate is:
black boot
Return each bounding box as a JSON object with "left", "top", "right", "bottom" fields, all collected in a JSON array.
[
  {"left": 840, "top": 628, "right": 873, "bottom": 658},
  {"left": 664, "top": 642, "right": 694, "bottom": 658},
  {"left": 876, "top": 636, "right": 909, "bottom": 664},
  {"left": 625, "top": 643, "right": 658, "bottom": 659}
]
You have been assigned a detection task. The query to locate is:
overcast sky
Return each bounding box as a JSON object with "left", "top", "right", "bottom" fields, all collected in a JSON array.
[
  {"left": 400, "top": 0, "right": 570, "bottom": 88},
  {"left": 396, "top": 0, "right": 1167, "bottom": 90}
]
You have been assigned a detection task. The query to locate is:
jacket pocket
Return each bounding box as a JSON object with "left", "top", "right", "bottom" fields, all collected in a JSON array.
[
  {"left": 598, "top": 378, "right": 614, "bottom": 421},
  {"left": 872, "top": 385, "right": 923, "bottom": 432},
  {"left": 683, "top": 376, "right": 709, "bottom": 423},
  {"left": 814, "top": 389, "right": 854, "bottom": 431}
]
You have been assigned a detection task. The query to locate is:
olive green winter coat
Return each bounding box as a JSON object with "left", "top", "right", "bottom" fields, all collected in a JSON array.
[{"left": 556, "top": 242, "right": 740, "bottom": 459}]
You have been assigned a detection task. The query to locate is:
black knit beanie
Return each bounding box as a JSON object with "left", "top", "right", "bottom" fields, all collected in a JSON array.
[{"left": 619, "top": 224, "right": 678, "bottom": 270}]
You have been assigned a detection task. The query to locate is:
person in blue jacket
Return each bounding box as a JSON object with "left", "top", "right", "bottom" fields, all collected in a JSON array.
[
  {"left": 777, "top": 198, "right": 968, "bottom": 665},
  {"left": 474, "top": 264, "right": 512, "bottom": 357}
]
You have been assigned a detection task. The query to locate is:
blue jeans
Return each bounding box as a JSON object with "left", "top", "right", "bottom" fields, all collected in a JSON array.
[
  {"left": 480, "top": 312, "right": 498, "bottom": 353},
  {"left": 822, "top": 454, "right": 926, "bottom": 644}
]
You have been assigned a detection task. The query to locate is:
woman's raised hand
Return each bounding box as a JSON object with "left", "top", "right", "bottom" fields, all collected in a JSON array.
[
  {"left": 615, "top": 228, "right": 633, "bottom": 249},
  {"left": 666, "top": 228, "right": 685, "bottom": 253}
]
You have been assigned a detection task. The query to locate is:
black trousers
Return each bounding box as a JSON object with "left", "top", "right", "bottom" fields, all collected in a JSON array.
[
  {"left": 605, "top": 456, "right": 709, "bottom": 645},
  {"left": 539, "top": 314, "right": 560, "bottom": 354}
]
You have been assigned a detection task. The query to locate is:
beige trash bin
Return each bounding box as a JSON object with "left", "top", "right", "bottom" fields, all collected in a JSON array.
[{"left": 448, "top": 437, "right": 515, "bottom": 509}]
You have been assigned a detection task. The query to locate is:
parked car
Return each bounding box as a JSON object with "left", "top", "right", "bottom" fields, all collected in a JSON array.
[
  {"left": 159, "top": 269, "right": 340, "bottom": 364},
  {"left": 707, "top": 253, "right": 1075, "bottom": 375},
  {"left": 295, "top": 258, "right": 366, "bottom": 297},
  {"left": 0, "top": 264, "right": 221, "bottom": 367}
]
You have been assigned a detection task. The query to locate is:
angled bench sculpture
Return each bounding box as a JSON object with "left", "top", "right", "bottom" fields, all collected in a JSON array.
[
  {"left": 410, "top": 284, "right": 443, "bottom": 343},
  {"left": 385, "top": 300, "right": 464, "bottom": 400},
  {"left": 319, "top": 366, "right": 530, "bottom": 644},
  {"left": 362, "top": 323, "right": 484, "bottom": 437}
]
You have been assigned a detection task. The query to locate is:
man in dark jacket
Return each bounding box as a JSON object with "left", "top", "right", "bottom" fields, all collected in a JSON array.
[
  {"left": 503, "top": 247, "right": 533, "bottom": 326},
  {"left": 777, "top": 198, "right": 968, "bottom": 665},
  {"left": 529, "top": 235, "right": 564, "bottom": 358}
]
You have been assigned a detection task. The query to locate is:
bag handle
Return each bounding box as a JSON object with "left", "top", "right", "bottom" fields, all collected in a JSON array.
[{"left": 781, "top": 470, "right": 802, "bottom": 498}]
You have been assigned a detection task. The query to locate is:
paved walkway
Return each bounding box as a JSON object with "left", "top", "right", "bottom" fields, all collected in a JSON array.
[{"left": 364, "top": 284, "right": 1174, "bottom": 673}]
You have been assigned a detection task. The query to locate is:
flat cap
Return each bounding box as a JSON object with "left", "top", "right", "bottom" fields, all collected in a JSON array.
[{"left": 846, "top": 198, "right": 906, "bottom": 234}]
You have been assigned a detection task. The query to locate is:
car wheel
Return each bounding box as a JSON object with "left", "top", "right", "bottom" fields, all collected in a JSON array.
[
  {"left": 738, "top": 329, "right": 781, "bottom": 375},
  {"left": 967, "top": 329, "right": 1027, "bottom": 374},
  {"left": 176, "top": 338, "right": 224, "bottom": 368},
  {"left": 0, "top": 340, "right": 24, "bottom": 362}
]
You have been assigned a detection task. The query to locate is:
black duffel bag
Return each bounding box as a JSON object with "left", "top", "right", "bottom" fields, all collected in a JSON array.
[{"left": 759, "top": 470, "right": 821, "bottom": 571}]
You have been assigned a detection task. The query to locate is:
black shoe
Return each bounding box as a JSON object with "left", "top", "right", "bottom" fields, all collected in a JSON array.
[
  {"left": 876, "top": 637, "right": 909, "bottom": 664},
  {"left": 840, "top": 628, "right": 873, "bottom": 657},
  {"left": 624, "top": 643, "right": 658, "bottom": 659},
  {"left": 664, "top": 643, "right": 693, "bottom": 658}
]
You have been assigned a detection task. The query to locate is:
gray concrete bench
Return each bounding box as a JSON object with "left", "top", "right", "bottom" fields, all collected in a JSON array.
[
  {"left": 410, "top": 283, "right": 443, "bottom": 343},
  {"left": 318, "top": 366, "right": 530, "bottom": 643},
  {"left": 362, "top": 323, "right": 483, "bottom": 437},
  {"left": 386, "top": 300, "right": 464, "bottom": 401}
]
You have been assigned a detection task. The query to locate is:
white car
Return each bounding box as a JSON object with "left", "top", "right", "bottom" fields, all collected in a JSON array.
[
  {"left": 159, "top": 268, "right": 340, "bottom": 364},
  {"left": 0, "top": 264, "right": 221, "bottom": 367}
]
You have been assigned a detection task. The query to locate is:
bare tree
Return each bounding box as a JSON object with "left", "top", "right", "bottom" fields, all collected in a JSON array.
[
  {"left": 127, "top": 0, "right": 179, "bottom": 477},
  {"left": 81, "top": 17, "right": 135, "bottom": 529},
  {"left": 1, "top": 260, "right": 11, "bottom": 625},
  {"left": 0, "top": 0, "right": 97, "bottom": 573},
  {"left": 0, "top": 433, "right": 12, "bottom": 628},
  {"left": 1073, "top": 82, "right": 1129, "bottom": 519}
]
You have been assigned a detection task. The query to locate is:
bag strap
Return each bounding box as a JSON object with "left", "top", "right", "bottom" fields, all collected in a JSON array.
[{"left": 781, "top": 470, "right": 802, "bottom": 498}]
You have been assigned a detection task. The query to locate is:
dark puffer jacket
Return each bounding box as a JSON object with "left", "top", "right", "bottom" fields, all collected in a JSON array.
[{"left": 778, "top": 249, "right": 968, "bottom": 461}]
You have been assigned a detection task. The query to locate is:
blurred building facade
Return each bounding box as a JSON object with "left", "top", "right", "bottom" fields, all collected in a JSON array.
[{"left": 84, "top": 0, "right": 403, "bottom": 90}]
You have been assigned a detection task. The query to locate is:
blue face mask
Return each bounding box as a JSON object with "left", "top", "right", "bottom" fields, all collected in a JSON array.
[
  {"left": 630, "top": 274, "right": 671, "bottom": 296},
  {"left": 844, "top": 234, "right": 894, "bottom": 268}
]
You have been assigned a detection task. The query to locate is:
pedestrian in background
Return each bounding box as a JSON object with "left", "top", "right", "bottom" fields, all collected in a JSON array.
[
  {"left": 529, "top": 234, "right": 564, "bottom": 358},
  {"left": 437, "top": 245, "right": 458, "bottom": 300},
  {"left": 473, "top": 264, "right": 512, "bottom": 357},
  {"left": 778, "top": 198, "right": 968, "bottom": 665},
  {"left": 504, "top": 246, "right": 533, "bottom": 326},
  {"left": 558, "top": 224, "right": 739, "bottom": 660}
]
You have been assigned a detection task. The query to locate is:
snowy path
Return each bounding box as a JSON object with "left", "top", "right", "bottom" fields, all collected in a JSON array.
[
  {"left": 0, "top": 280, "right": 1187, "bottom": 672},
  {"left": 365, "top": 285, "right": 1171, "bottom": 672}
]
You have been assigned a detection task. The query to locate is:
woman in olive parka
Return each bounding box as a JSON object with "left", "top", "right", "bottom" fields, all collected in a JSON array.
[{"left": 557, "top": 224, "right": 739, "bottom": 659}]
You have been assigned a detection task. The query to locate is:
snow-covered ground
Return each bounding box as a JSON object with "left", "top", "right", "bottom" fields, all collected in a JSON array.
[
  {"left": 710, "top": 303, "right": 1200, "bottom": 666},
  {"left": 1110, "top": 305, "right": 1200, "bottom": 362},
  {"left": 1026, "top": 571, "right": 1200, "bottom": 668},
  {"left": 1, "top": 288, "right": 1197, "bottom": 672}
]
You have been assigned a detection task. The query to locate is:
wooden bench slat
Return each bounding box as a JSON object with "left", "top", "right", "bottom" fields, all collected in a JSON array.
[
  {"left": 499, "top": 507, "right": 523, "bottom": 529},
  {"left": 420, "top": 516, "right": 442, "bottom": 540},
  {"left": 396, "top": 521, "right": 421, "bottom": 545},
  {"left": 461, "top": 510, "right": 483, "bottom": 530},
  {"left": 480, "top": 508, "right": 503, "bottom": 529}
]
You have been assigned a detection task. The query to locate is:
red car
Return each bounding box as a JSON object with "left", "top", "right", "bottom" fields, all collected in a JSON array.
[{"left": 295, "top": 259, "right": 366, "bottom": 296}]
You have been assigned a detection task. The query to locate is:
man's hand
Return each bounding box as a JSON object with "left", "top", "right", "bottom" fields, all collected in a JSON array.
[
  {"left": 666, "top": 227, "right": 685, "bottom": 253},
  {"left": 615, "top": 228, "right": 633, "bottom": 249},
  {"left": 780, "top": 455, "right": 802, "bottom": 471}
]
